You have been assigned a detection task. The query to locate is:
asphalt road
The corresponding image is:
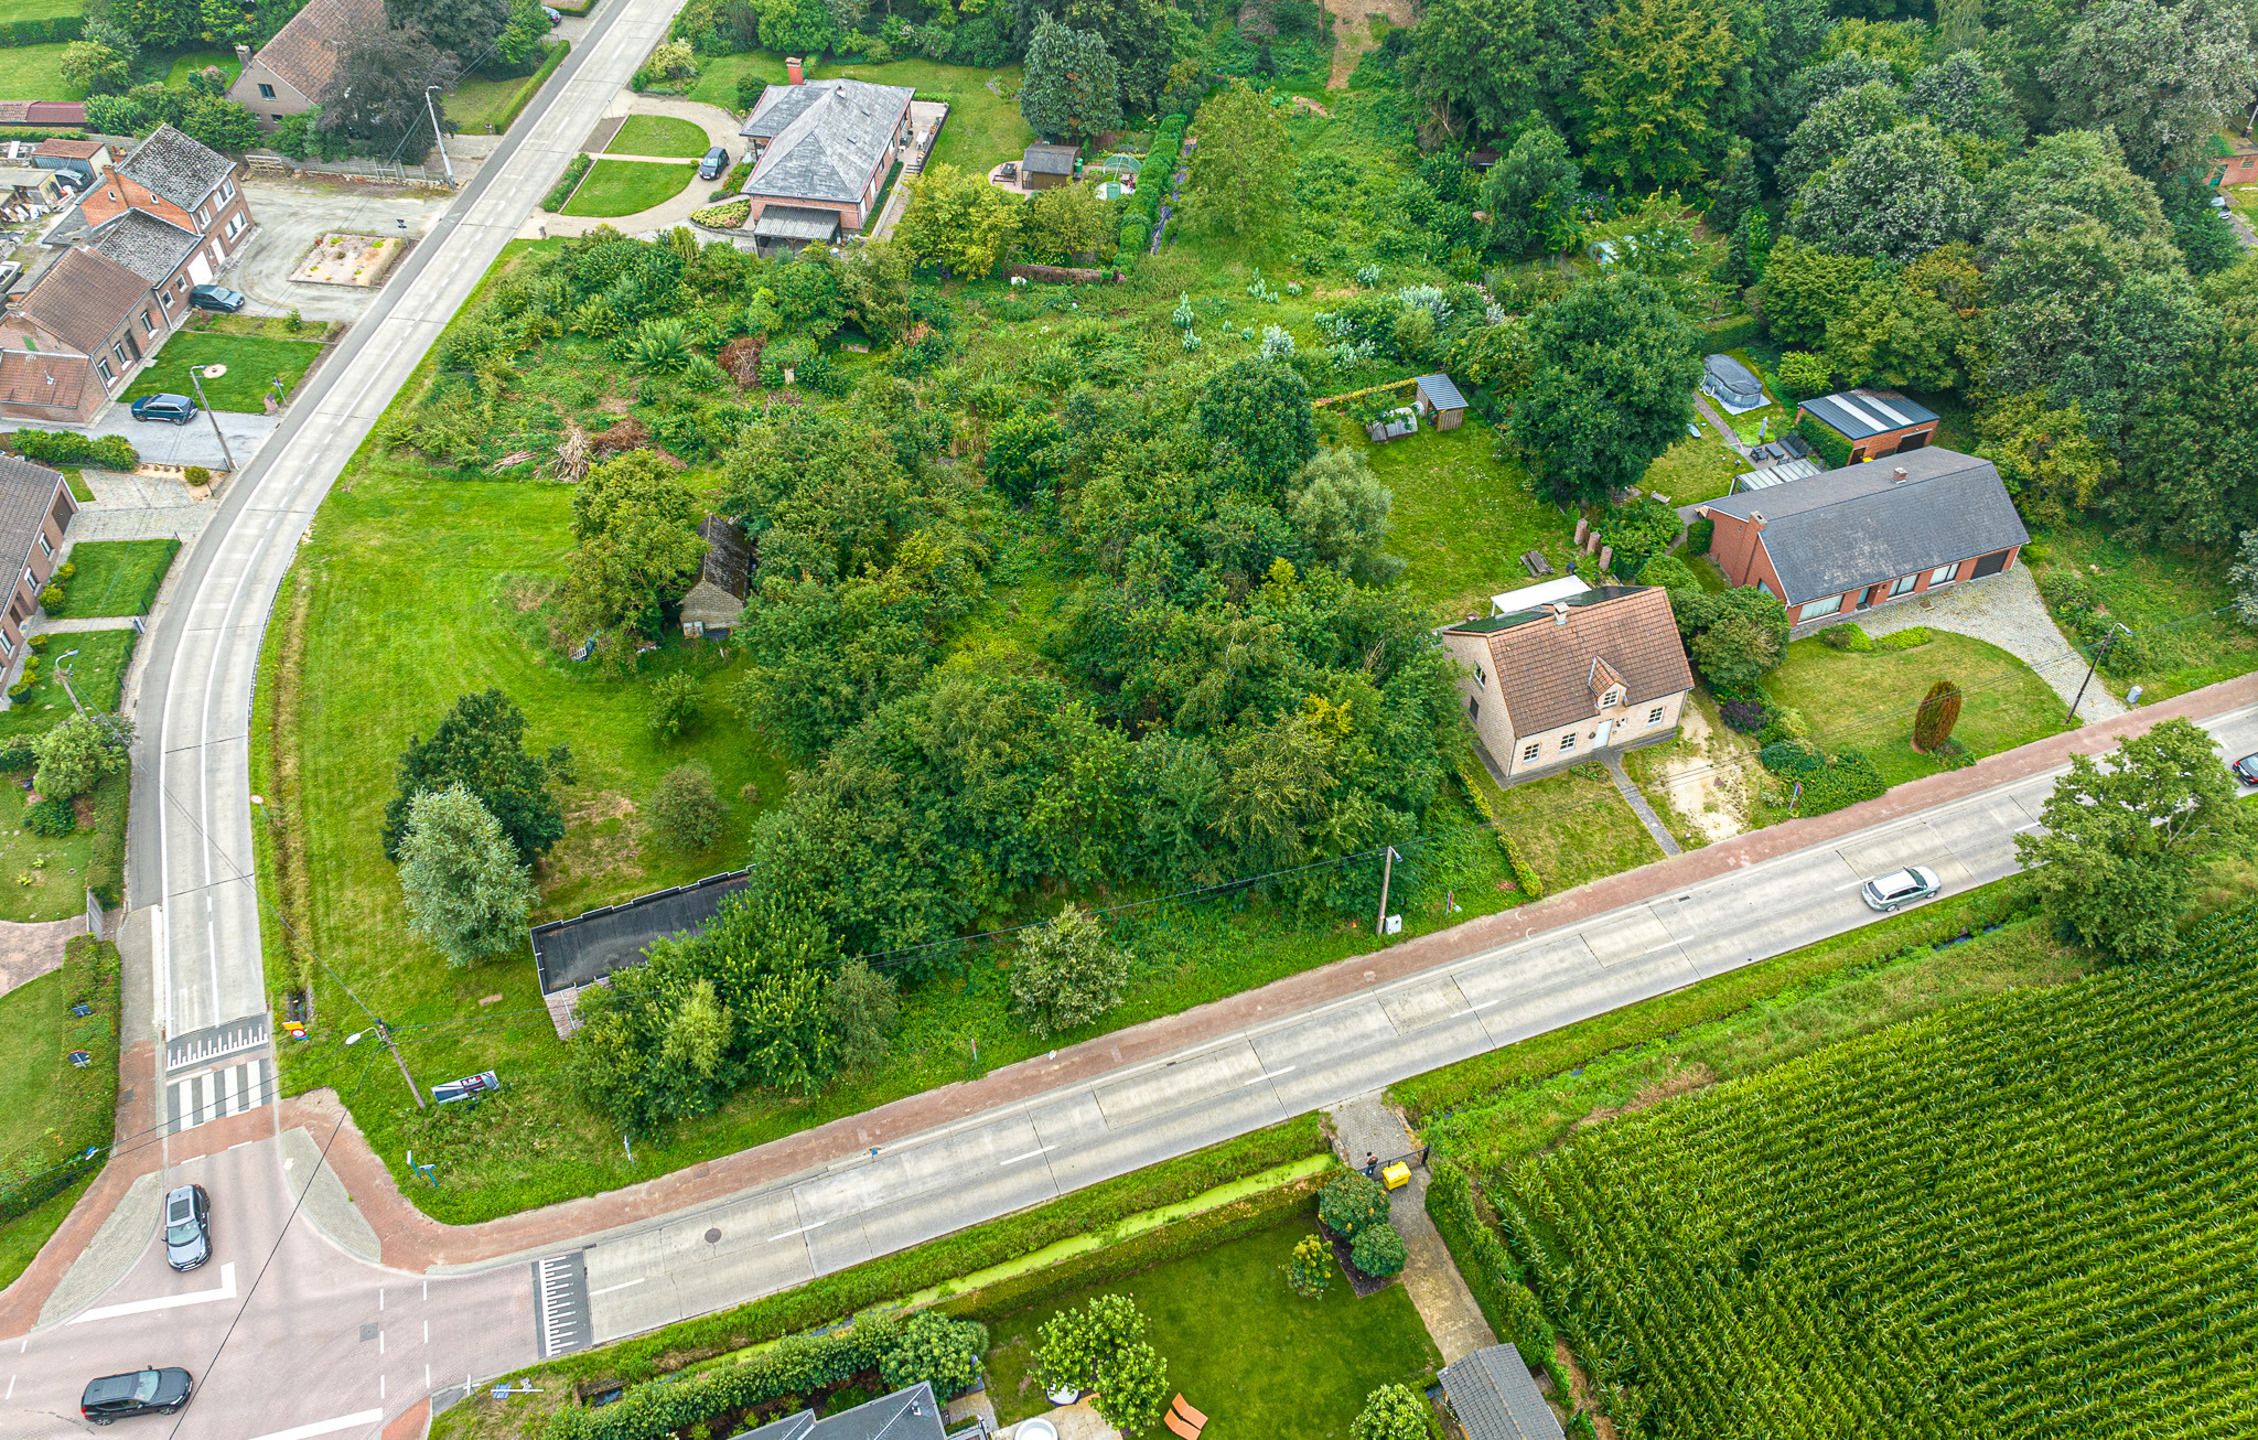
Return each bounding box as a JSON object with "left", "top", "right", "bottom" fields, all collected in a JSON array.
[{"left": 512, "top": 703, "right": 2258, "bottom": 1348}]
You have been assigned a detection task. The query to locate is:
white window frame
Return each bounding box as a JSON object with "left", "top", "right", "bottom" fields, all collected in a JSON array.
[
  {"left": 95, "top": 357, "right": 114, "bottom": 385},
  {"left": 219, "top": 179, "right": 235, "bottom": 203},
  {"left": 36, "top": 535, "right": 51, "bottom": 560},
  {"left": 1559, "top": 733, "right": 1576, "bottom": 753},
  {"left": 224, "top": 211, "right": 246, "bottom": 241},
  {"left": 0, "top": 631, "right": 12, "bottom": 657},
  {"left": 1799, "top": 592, "right": 1847, "bottom": 622},
  {"left": 1521, "top": 741, "right": 1540, "bottom": 762},
  {"left": 1648, "top": 705, "right": 1666, "bottom": 725},
  {"left": 1930, "top": 562, "right": 1959, "bottom": 586},
  {"left": 1473, "top": 662, "right": 1487, "bottom": 689},
  {"left": 1600, "top": 687, "right": 1620, "bottom": 708},
  {"left": 140, "top": 309, "right": 155, "bottom": 335}
]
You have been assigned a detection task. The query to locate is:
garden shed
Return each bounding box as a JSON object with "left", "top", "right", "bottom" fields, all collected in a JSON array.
[
  {"left": 680, "top": 515, "right": 751, "bottom": 638},
  {"left": 1368, "top": 406, "right": 1418, "bottom": 443},
  {"left": 1413, "top": 373, "right": 1468, "bottom": 430},
  {"left": 1440, "top": 1344, "right": 1566, "bottom": 1440},
  {"left": 1020, "top": 143, "right": 1080, "bottom": 190},
  {"left": 530, "top": 871, "right": 751, "bottom": 1037}
]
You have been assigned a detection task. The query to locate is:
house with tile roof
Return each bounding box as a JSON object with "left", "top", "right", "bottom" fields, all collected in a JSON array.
[
  {"left": 1697, "top": 447, "right": 2028, "bottom": 629},
  {"left": 70, "top": 124, "right": 252, "bottom": 340},
  {"left": 0, "top": 453, "right": 79, "bottom": 669},
  {"left": 1438, "top": 581, "right": 1695, "bottom": 780},
  {"left": 0, "top": 246, "right": 172, "bottom": 426},
  {"left": 229, "top": 0, "right": 387, "bottom": 127},
  {"left": 730, "top": 1379, "right": 983, "bottom": 1440},
  {"left": 738, "top": 70, "right": 914, "bottom": 251},
  {"left": 1441, "top": 1344, "right": 1567, "bottom": 1440}
]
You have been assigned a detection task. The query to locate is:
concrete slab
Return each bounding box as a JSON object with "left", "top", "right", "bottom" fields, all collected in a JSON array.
[
  {"left": 38, "top": 1169, "right": 162, "bottom": 1327},
  {"left": 1091, "top": 1042, "right": 1263, "bottom": 1129},
  {"left": 227, "top": 180, "right": 453, "bottom": 322},
  {"left": 77, "top": 407, "right": 279, "bottom": 472}
]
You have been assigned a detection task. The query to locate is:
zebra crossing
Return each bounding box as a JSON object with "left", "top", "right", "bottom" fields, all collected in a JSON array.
[{"left": 167, "top": 1056, "right": 273, "bottom": 1133}]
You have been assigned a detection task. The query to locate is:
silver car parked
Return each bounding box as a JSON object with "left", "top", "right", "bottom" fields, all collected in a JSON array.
[
  {"left": 1861, "top": 865, "right": 1942, "bottom": 913},
  {"left": 163, "top": 1184, "right": 210, "bottom": 1272}
]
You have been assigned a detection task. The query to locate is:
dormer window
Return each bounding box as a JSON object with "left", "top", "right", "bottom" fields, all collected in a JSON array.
[{"left": 1600, "top": 687, "right": 1620, "bottom": 708}]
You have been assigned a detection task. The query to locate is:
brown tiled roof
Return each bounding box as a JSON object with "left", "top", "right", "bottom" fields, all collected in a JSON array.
[
  {"left": 1446, "top": 585, "right": 1694, "bottom": 736},
  {"left": 16, "top": 246, "right": 147, "bottom": 356},
  {"left": 0, "top": 453, "right": 66, "bottom": 570},
  {"left": 35, "top": 139, "right": 106, "bottom": 161},
  {"left": 24, "top": 103, "right": 87, "bottom": 126},
  {"left": 253, "top": 0, "right": 386, "bottom": 103},
  {"left": 0, "top": 350, "right": 93, "bottom": 413}
]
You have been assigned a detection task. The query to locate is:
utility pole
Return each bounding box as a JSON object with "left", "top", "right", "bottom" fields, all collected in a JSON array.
[
  {"left": 53, "top": 648, "right": 85, "bottom": 717},
  {"left": 350, "top": 1021, "right": 426, "bottom": 1110},
  {"left": 2067, "top": 623, "right": 2131, "bottom": 723},
  {"left": 425, "top": 87, "right": 456, "bottom": 187},
  {"left": 1375, "top": 846, "right": 1398, "bottom": 940},
  {"left": 185, "top": 368, "right": 235, "bottom": 472}
]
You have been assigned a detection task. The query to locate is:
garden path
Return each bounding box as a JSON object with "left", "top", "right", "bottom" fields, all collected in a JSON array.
[
  {"left": 1850, "top": 566, "right": 2127, "bottom": 723},
  {"left": 0, "top": 916, "right": 85, "bottom": 1001},
  {"left": 1602, "top": 751, "right": 1682, "bottom": 856},
  {"left": 1327, "top": 1093, "right": 1498, "bottom": 1365}
]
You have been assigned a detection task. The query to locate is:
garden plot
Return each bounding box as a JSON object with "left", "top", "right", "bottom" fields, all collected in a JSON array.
[{"left": 290, "top": 233, "right": 406, "bottom": 287}]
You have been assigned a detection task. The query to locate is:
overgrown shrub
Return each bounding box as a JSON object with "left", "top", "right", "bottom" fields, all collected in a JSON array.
[
  {"left": 1817, "top": 622, "right": 1873, "bottom": 652},
  {"left": 876, "top": 1311, "right": 988, "bottom": 1398},
  {"left": 25, "top": 795, "right": 76, "bottom": 836},
  {"left": 1286, "top": 1233, "right": 1334, "bottom": 1297},
  {"left": 1350, "top": 1221, "right": 1408, "bottom": 1278},
  {"left": 1878, "top": 626, "right": 1932, "bottom": 649},
  {"left": 1720, "top": 698, "right": 1769, "bottom": 732},
  {"left": 1318, "top": 1172, "right": 1391, "bottom": 1239},
  {"left": 1687, "top": 516, "right": 1714, "bottom": 555}
]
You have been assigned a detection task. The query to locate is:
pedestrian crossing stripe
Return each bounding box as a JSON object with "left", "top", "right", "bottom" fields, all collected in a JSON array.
[{"left": 168, "top": 1057, "right": 272, "bottom": 1133}]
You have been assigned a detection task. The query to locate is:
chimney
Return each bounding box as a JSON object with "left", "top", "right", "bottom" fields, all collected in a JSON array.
[
  {"left": 233, "top": 43, "right": 251, "bottom": 67},
  {"left": 1750, "top": 510, "right": 1766, "bottom": 533},
  {"left": 1552, "top": 602, "right": 1569, "bottom": 626},
  {"left": 1892, "top": 465, "right": 1909, "bottom": 482},
  {"left": 786, "top": 56, "right": 804, "bottom": 85}
]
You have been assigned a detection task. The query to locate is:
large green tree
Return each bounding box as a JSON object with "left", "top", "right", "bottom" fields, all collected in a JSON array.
[
  {"left": 2045, "top": 0, "right": 2256, "bottom": 176},
  {"left": 1774, "top": 79, "right": 1903, "bottom": 199},
  {"left": 2118, "top": 266, "right": 2258, "bottom": 547},
  {"left": 1181, "top": 81, "right": 1291, "bottom": 240},
  {"left": 396, "top": 784, "right": 537, "bottom": 967},
  {"left": 1036, "top": 1295, "right": 1170, "bottom": 1437},
  {"left": 1019, "top": 0, "right": 1172, "bottom": 112},
  {"left": 1512, "top": 272, "right": 1700, "bottom": 504},
  {"left": 1480, "top": 117, "right": 1583, "bottom": 260},
  {"left": 563, "top": 450, "right": 708, "bottom": 639},
  {"left": 318, "top": 28, "right": 458, "bottom": 146},
  {"left": 1790, "top": 122, "right": 1977, "bottom": 264},
  {"left": 1405, "top": 0, "right": 1601, "bottom": 137},
  {"left": 385, "top": 0, "right": 507, "bottom": 63},
  {"left": 1196, "top": 357, "right": 1317, "bottom": 492},
  {"left": 1575, "top": 0, "right": 1756, "bottom": 191},
  {"left": 1019, "top": 16, "right": 1121, "bottom": 143},
  {"left": 1286, "top": 448, "right": 1405, "bottom": 585},
  {"left": 32, "top": 714, "right": 131, "bottom": 802},
  {"left": 382, "top": 688, "right": 570, "bottom": 862},
  {"left": 1009, "top": 902, "right": 1129, "bottom": 1036},
  {"left": 897, "top": 163, "right": 1025, "bottom": 278},
  {"left": 1754, "top": 235, "right": 1875, "bottom": 347},
  {"left": 2015, "top": 718, "right": 2256, "bottom": 961},
  {"left": 1351, "top": 1384, "right": 1434, "bottom": 1440}
]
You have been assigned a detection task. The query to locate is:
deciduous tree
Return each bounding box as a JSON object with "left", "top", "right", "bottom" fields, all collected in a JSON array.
[
  {"left": 1775, "top": 79, "right": 1903, "bottom": 199},
  {"left": 1182, "top": 81, "right": 1291, "bottom": 240},
  {"left": 1020, "top": 16, "right": 1121, "bottom": 143},
  {"left": 385, "top": 0, "right": 507, "bottom": 64},
  {"left": 1010, "top": 902, "right": 1129, "bottom": 1036},
  {"left": 1036, "top": 1296, "right": 1169, "bottom": 1436},
  {"left": 319, "top": 29, "right": 459, "bottom": 147},
  {"left": 2014, "top": 718, "right": 2256, "bottom": 961},
  {"left": 1791, "top": 122, "right": 1976, "bottom": 264},
  {"left": 897, "top": 163, "right": 1024, "bottom": 278},
  {"left": 396, "top": 784, "right": 538, "bottom": 967},
  {"left": 1197, "top": 357, "right": 1317, "bottom": 492},
  {"left": 1575, "top": 0, "right": 1755, "bottom": 191},
  {"left": 382, "top": 689, "right": 570, "bottom": 863},
  {"left": 826, "top": 958, "right": 898, "bottom": 1071},
  {"left": 1480, "top": 117, "right": 1582, "bottom": 260},
  {"left": 1513, "top": 272, "right": 1700, "bottom": 505},
  {"left": 1286, "top": 448, "right": 1404, "bottom": 585},
  {"left": 2045, "top": 0, "right": 2255, "bottom": 176},
  {"left": 1026, "top": 181, "right": 1111, "bottom": 262},
  {"left": 1352, "top": 1384, "right": 1436, "bottom": 1440},
  {"left": 32, "top": 713, "right": 131, "bottom": 802},
  {"left": 564, "top": 449, "right": 708, "bottom": 639},
  {"left": 649, "top": 762, "right": 725, "bottom": 849}
]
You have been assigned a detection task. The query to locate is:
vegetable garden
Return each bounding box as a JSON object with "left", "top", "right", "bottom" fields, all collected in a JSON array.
[{"left": 1489, "top": 901, "right": 2258, "bottom": 1438}]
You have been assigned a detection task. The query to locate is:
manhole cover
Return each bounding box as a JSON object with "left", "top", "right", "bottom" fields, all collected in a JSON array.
[
  {"left": 360, "top": 1322, "right": 379, "bottom": 1341},
  {"left": 202, "top": 363, "right": 228, "bottom": 378},
  {"left": 704, "top": 1227, "right": 721, "bottom": 1245}
]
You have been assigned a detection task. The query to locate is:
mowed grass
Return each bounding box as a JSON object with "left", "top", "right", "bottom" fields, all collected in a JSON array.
[
  {"left": 48, "top": 539, "right": 179, "bottom": 618},
  {"left": 560, "top": 159, "right": 695, "bottom": 217},
  {"left": 1366, "top": 420, "right": 1577, "bottom": 623},
  {"left": 0, "top": 43, "right": 85, "bottom": 102},
  {"left": 685, "top": 52, "right": 1033, "bottom": 175},
  {"left": 0, "top": 628, "right": 135, "bottom": 740},
  {"left": 1462, "top": 759, "right": 1664, "bottom": 895},
  {"left": 1765, "top": 630, "right": 2071, "bottom": 787},
  {"left": 163, "top": 49, "right": 242, "bottom": 86},
  {"left": 1642, "top": 420, "right": 1746, "bottom": 506},
  {"left": 11, "top": 0, "right": 82, "bottom": 19},
  {"left": 125, "top": 332, "right": 324, "bottom": 413},
  {"left": 976, "top": 1211, "right": 1442, "bottom": 1435},
  {"left": 2028, "top": 521, "right": 2258, "bottom": 702},
  {"left": 606, "top": 114, "right": 710, "bottom": 158}
]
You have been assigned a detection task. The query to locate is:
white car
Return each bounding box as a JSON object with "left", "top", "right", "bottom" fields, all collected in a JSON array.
[{"left": 1861, "top": 865, "right": 1942, "bottom": 912}]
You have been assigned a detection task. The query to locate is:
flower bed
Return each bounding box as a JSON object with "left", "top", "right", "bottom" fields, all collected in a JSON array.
[{"left": 289, "top": 233, "right": 405, "bottom": 288}]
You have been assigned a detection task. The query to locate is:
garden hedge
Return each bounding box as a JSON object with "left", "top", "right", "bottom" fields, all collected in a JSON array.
[
  {"left": 9, "top": 430, "right": 136, "bottom": 471},
  {"left": 543, "top": 153, "right": 593, "bottom": 213},
  {"left": 0, "top": 15, "right": 83, "bottom": 44},
  {"left": 0, "top": 937, "right": 120, "bottom": 1225},
  {"left": 1453, "top": 760, "right": 1544, "bottom": 900},
  {"left": 1425, "top": 1159, "right": 1579, "bottom": 1407},
  {"left": 1793, "top": 412, "right": 1852, "bottom": 470},
  {"left": 548, "top": 1318, "right": 904, "bottom": 1440}
]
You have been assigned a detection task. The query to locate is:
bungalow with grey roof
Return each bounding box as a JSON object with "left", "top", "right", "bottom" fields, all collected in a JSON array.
[
  {"left": 1796, "top": 387, "right": 1938, "bottom": 462},
  {"left": 738, "top": 70, "right": 913, "bottom": 253}
]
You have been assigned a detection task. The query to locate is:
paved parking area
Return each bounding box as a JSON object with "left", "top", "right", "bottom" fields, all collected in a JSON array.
[
  {"left": 228, "top": 179, "right": 454, "bottom": 321},
  {"left": 83, "top": 406, "right": 279, "bottom": 471},
  {"left": 1852, "top": 566, "right": 2128, "bottom": 722}
]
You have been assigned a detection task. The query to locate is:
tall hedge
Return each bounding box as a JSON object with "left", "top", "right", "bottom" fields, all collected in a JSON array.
[
  {"left": 549, "top": 1319, "right": 902, "bottom": 1440},
  {"left": 1425, "top": 1159, "right": 1577, "bottom": 1404},
  {"left": 0, "top": 15, "right": 83, "bottom": 45}
]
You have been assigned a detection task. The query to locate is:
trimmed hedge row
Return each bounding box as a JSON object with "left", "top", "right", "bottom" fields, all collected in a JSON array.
[
  {"left": 1426, "top": 1159, "right": 1578, "bottom": 1405},
  {"left": 1794, "top": 412, "right": 1852, "bottom": 470},
  {"left": 1453, "top": 760, "right": 1544, "bottom": 901},
  {"left": 0, "top": 937, "right": 121, "bottom": 1225},
  {"left": 543, "top": 152, "right": 593, "bottom": 213},
  {"left": 527, "top": 1114, "right": 1328, "bottom": 1389},
  {"left": 9, "top": 430, "right": 136, "bottom": 471},
  {"left": 548, "top": 1317, "right": 902, "bottom": 1440},
  {"left": 1113, "top": 113, "right": 1186, "bottom": 276},
  {"left": 0, "top": 15, "right": 82, "bottom": 45}
]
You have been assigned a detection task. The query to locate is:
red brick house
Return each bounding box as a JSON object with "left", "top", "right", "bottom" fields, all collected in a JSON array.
[
  {"left": 1439, "top": 582, "right": 1695, "bottom": 780},
  {"left": 738, "top": 67, "right": 914, "bottom": 252},
  {"left": 77, "top": 125, "right": 253, "bottom": 322},
  {"left": 1796, "top": 388, "right": 1939, "bottom": 463},
  {"left": 0, "top": 246, "right": 169, "bottom": 426},
  {"left": 0, "top": 453, "right": 78, "bottom": 668},
  {"left": 1698, "top": 448, "right": 2028, "bottom": 629}
]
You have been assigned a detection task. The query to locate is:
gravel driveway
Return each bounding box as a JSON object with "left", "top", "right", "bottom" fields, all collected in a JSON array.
[{"left": 1849, "top": 567, "right": 2127, "bottom": 722}]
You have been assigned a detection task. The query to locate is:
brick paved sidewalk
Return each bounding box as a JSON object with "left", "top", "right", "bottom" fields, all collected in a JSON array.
[{"left": 286, "top": 669, "right": 2258, "bottom": 1275}]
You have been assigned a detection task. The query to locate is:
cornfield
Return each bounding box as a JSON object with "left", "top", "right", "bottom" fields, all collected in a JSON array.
[{"left": 1493, "top": 903, "right": 2258, "bottom": 1438}]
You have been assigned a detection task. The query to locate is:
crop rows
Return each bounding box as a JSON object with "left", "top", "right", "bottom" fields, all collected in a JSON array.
[{"left": 1492, "top": 905, "right": 2258, "bottom": 1438}]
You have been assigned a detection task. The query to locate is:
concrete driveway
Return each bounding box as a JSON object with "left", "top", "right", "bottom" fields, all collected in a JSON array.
[
  {"left": 227, "top": 179, "right": 454, "bottom": 321},
  {"left": 1850, "top": 565, "right": 2128, "bottom": 722},
  {"left": 84, "top": 405, "right": 278, "bottom": 471}
]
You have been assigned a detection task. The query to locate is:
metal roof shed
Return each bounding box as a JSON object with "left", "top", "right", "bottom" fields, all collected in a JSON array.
[{"left": 1440, "top": 1344, "right": 1567, "bottom": 1440}]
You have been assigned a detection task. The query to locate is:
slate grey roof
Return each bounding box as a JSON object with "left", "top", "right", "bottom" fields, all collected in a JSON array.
[
  {"left": 1800, "top": 387, "right": 1938, "bottom": 441},
  {"left": 1022, "top": 142, "right": 1078, "bottom": 175},
  {"left": 1416, "top": 372, "right": 1468, "bottom": 411},
  {"left": 530, "top": 871, "right": 751, "bottom": 994},
  {"left": 739, "top": 79, "right": 912, "bottom": 206},
  {"left": 88, "top": 208, "right": 197, "bottom": 285},
  {"left": 0, "top": 454, "right": 66, "bottom": 582},
  {"left": 1702, "top": 447, "right": 2028, "bottom": 605},
  {"left": 750, "top": 205, "right": 842, "bottom": 243},
  {"left": 118, "top": 125, "right": 234, "bottom": 212},
  {"left": 681, "top": 515, "right": 752, "bottom": 626},
  {"left": 729, "top": 1380, "right": 952, "bottom": 1440},
  {"left": 1441, "top": 1344, "right": 1566, "bottom": 1440}
]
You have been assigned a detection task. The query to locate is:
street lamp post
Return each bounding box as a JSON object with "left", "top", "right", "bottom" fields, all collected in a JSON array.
[
  {"left": 184, "top": 367, "right": 235, "bottom": 472},
  {"left": 425, "top": 86, "right": 457, "bottom": 187},
  {"left": 53, "top": 647, "right": 85, "bottom": 718},
  {"left": 2067, "top": 622, "right": 2132, "bottom": 722}
]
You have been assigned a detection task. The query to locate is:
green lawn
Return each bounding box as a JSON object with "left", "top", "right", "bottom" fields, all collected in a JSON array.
[
  {"left": 1764, "top": 630, "right": 2072, "bottom": 788},
  {"left": 683, "top": 53, "right": 1033, "bottom": 175},
  {"left": 126, "top": 332, "right": 324, "bottom": 413},
  {"left": 606, "top": 114, "right": 710, "bottom": 158},
  {"left": 1642, "top": 420, "right": 1746, "bottom": 506},
  {"left": 0, "top": 943, "right": 119, "bottom": 1290},
  {"left": 449, "top": 45, "right": 568, "bottom": 136},
  {"left": 48, "top": 540, "right": 179, "bottom": 618},
  {"left": 1462, "top": 758, "right": 1665, "bottom": 895},
  {"left": 12, "top": 0, "right": 83, "bottom": 19},
  {"left": 0, "top": 628, "right": 136, "bottom": 740},
  {"left": 2026, "top": 521, "right": 2258, "bottom": 702},
  {"left": 1368, "top": 420, "right": 1577, "bottom": 623},
  {"left": 163, "top": 48, "right": 242, "bottom": 86},
  {"left": 559, "top": 159, "right": 695, "bottom": 217},
  {"left": 975, "top": 1211, "right": 1442, "bottom": 1435},
  {"left": 0, "top": 43, "right": 85, "bottom": 103}
]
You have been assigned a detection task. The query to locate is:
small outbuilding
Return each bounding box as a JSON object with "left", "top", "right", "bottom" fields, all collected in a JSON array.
[
  {"left": 1440, "top": 1344, "right": 1567, "bottom": 1440},
  {"left": 1414, "top": 372, "right": 1469, "bottom": 430},
  {"left": 1701, "top": 352, "right": 1766, "bottom": 413},
  {"left": 680, "top": 516, "right": 751, "bottom": 637},
  {"left": 1796, "top": 387, "right": 1939, "bottom": 462},
  {"left": 1367, "top": 406, "right": 1418, "bottom": 443},
  {"left": 1020, "top": 142, "right": 1079, "bottom": 190}
]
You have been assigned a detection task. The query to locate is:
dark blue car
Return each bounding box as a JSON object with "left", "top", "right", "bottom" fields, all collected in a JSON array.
[{"left": 130, "top": 393, "right": 197, "bottom": 424}]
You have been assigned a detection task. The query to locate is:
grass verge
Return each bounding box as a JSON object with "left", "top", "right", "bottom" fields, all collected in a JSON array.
[
  {"left": 0, "top": 627, "right": 135, "bottom": 739},
  {"left": 559, "top": 159, "right": 695, "bottom": 217},
  {"left": 46, "top": 540, "right": 178, "bottom": 618},
  {"left": 449, "top": 43, "right": 571, "bottom": 135},
  {"left": 0, "top": 938, "right": 122, "bottom": 1287}
]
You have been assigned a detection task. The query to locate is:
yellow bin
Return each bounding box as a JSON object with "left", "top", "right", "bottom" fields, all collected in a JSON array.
[{"left": 1382, "top": 1161, "right": 1412, "bottom": 1192}]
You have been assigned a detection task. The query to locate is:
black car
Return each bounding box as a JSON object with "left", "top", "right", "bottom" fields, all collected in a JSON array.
[
  {"left": 698, "top": 145, "right": 730, "bottom": 181},
  {"left": 188, "top": 283, "right": 246, "bottom": 313},
  {"left": 80, "top": 1368, "right": 193, "bottom": 1425},
  {"left": 130, "top": 393, "right": 196, "bottom": 424},
  {"left": 163, "top": 1183, "right": 210, "bottom": 1272},
  {"left": 2234, "top": 752, "right": 2258, "bottom": 786}
]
